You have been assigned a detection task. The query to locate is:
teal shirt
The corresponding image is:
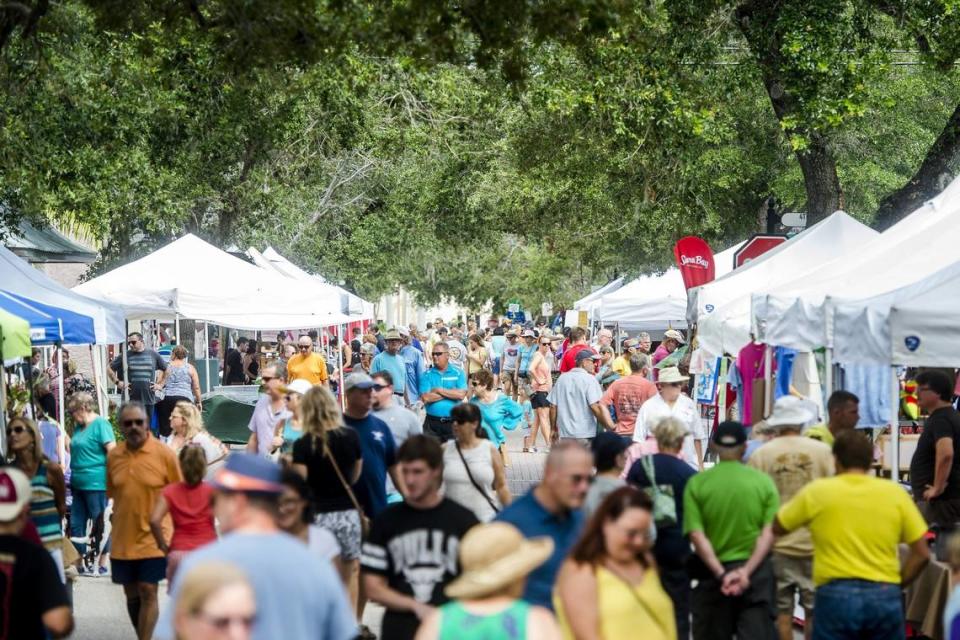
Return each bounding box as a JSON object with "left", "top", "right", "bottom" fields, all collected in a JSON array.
[
  {"left": 420, "top": 366, "right": 468, "bottom": 418},
  {"left": 438, "top": 600, "right": 529, "bottom": 640},
  {"left": 70, "top": 416, "right": 115, "bottom": 491},
  {"left": 371, "top": 351, "right": 408, "bottom": 394}
]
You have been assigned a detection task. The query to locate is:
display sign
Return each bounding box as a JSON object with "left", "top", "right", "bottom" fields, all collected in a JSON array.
[
  {"left": 734, "top": 234, "right": 787, "bottom": 268},
  {"left": 673, "top": 236, "right": 716, "bottom": 290},
  {"left": 541, "top": 302, "right": 553, "bottom": 317},
  {"left": 505, "top": 301, "right": 522, "bottom": 322}
]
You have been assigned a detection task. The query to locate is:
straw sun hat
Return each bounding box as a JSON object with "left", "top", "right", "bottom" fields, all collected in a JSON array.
[{"left": 444, "top": 523, "right": 554, "bottom": 600}]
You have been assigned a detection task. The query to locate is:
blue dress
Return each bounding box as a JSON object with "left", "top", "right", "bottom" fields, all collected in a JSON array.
[{"left": 470, "top": 393, "right": 524, "bottom": 446}]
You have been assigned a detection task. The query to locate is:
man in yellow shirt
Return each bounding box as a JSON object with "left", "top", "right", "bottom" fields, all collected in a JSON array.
[
  {"left": 805, "top": 390, "right": 859, "bottom": 446},
  {"left": 286, "top": 335, "right": 329, "bottom": 386},
  {"left": 775, "top": 430, "right": 929, "bottom": 639},
  {"left": 610, "top": 338, "right": 637, "bottom": 378}
]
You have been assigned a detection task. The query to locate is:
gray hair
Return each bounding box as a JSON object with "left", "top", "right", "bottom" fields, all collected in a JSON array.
[
  {"left": 629, "top": 353, "right": 650, "bottom": 374},
  {"left": 544, "top": 440, "right": 591, "bottom": 471},
  {"left": 264, "top": 361, "right": 287, "bottom": 382},
  {"left": 652, "top": 417, "right": 688, "bottom": 451}
]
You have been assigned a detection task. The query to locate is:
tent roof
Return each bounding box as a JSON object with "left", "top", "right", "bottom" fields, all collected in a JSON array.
[
  {"left": 594, "top": 241, "right": 743, "bottom": 330},
  {"left": 75, "top": 234, "right": 351, "bottom": 329},
  {"left": 0, "top": 291, "right": 96, "bottom": 345},
  {"left": 5, "top": 219, "right": 97, "bottom": 263},
  {"left": 753, "top": 174, "right": 960, "bottom": 351},
  {"left": 574, "top": 277, "right": 625, "bottom": 313},
  {"left": 0, "top": 244, "right": 125, "bottom": 344},
  {"left": 693, "top": 211, "right": 878, "bottom": 356},
  {"left": 252, "top": 247, "right": 374, "bottom": 320}
]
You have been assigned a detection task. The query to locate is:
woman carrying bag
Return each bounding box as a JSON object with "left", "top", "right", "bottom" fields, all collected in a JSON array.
[{"left": 442, "top": 403, "right": 511, "bottom": 522}]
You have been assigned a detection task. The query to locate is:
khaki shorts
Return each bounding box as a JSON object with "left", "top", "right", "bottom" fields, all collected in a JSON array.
[{"left": 772, "top": 552, "right": 815, "bottom": 613}]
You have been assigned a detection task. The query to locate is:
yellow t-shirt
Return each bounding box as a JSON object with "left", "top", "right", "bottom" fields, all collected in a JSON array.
[
  {"left": 556, "top": 566, "right": 675, "bottom": 640},
  {"left": 748, "top": 435, "right": 835, "bottom": 556},
  {"left": 286, "top": 352, "right": 328, "bottom": 384},
  {"left": 610, "top": 355, "right": 632, "bottom": 377},
  {"left": 777, "top": 474, "right": 928, "bottom": 585}
]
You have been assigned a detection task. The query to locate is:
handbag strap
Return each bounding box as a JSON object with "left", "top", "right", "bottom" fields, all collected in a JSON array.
[
  {"left": 641, "top": 454, "right": 658, "bottom": 489},
  {"left": 454, "top": 441, "right": 499, "bottom": 513},
  {"left": 320, "top": 436, "right": 365, "bottom": 516}
]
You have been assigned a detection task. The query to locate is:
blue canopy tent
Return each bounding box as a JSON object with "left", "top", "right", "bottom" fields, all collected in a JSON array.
[{"left": 0, "top": 290, "right": 96, "bottom": 345}]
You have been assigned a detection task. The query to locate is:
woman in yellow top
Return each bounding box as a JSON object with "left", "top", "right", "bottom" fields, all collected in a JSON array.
[{"left": 555, "top": 486, "right": 676, "bottom": 640}]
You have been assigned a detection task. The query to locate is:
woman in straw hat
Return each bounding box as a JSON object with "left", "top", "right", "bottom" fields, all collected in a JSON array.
[
  {"left": 414, "top": 522, "right": 560, "bottom": 640},
  {"left": 634, "top": 366, "right": 704, "bottom": 470},
  {"left": 555, "top": 486, "right": 676, "bottom": 640}
]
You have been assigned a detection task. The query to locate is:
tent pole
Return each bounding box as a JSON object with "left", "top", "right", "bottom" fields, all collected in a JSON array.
[
  {"left": 763, "top": 345, "right": 773, "bottom": 420},
  {"left": 824, "top": 347, "right": 834, "bottom": 397},
  {"left": 339, "top": 323, "right": 346, "bottom": 411},
  {"left": 121, "top": 342, "right": 130, "bottom": 403},
  {"left": 204, "top": 322, "right": 211, "bottom": 394},
  {"left": 890, "top": 366, "right": 900, "bottom": 482},
  {"left": 56, "top": 343, "right": 65, "bottom": 430},
  {"left": 89, "top": 345, "right": 104, "bottom": 417},
  {"left": 175, "top": 313, "right": 181, "bottom": 344}
]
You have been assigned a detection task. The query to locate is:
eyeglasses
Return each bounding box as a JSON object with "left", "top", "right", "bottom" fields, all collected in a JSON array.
[
  {"left": 568, "top": 473, "right": 591, "bottom": 485},
  {"left": 196, "top": 613, "right": 257, "bottom": 631},
  {"left": 540, "top": 342, "right": 551, "bottom": 346},
  {"left": 431, "top": 352, "right": 446, "bottom": 357},
  {"left": 278, "top": 497, "right": 303, "bottom": 510},
  {"left": 5, "top": 425, "right": 26, "bottom": 436},
  {"left": 298, "top": 345, "right": 311, "bottom": 350},
  {"left": 371, "top": 384, "right": 386, "bottom": 391},
  {"left": 261, "top": 376, "right": 274, "bottom": 383},
  {"left": 121, "top": 419, "right": 145, "bottom": 427},
  {"left": 127, "top": 341, "right": 137, "bottom": 347},
  {"left": 284, "top": 394, "right": 297, "bottom": 401}
]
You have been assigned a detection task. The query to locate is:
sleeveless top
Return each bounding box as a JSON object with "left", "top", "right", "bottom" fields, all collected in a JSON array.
[
  {"left": 30, "top": 461, "right": 63, "bottom": 549},
  {"left": 281, "top": 419, "right": 303, "bottom": 453},
  {"left": 438, "top": 600, "right": 529, "bottom": 640},
  {"left": 164, "top": 362, "right": 193, "bottom": 398},
  {"left": 555, "top": 566, "right": 676, "bottom": 640},
  {"left": 442, "top": 440, "right": 500, "bottom": 522}
]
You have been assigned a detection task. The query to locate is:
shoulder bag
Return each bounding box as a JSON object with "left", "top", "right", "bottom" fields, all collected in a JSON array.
[
  {"left": 639, "top": 455, "right": 677, "bottom": 527},
  {"left": 322, "top": 436, "right": 371, "bottom": 537},
  {"left": 454, "top": 441, "right": 499, "bottom": 514}
]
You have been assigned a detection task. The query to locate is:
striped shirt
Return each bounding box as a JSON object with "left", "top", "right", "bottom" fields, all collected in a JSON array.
[{"left": 30, "top": 462, "right": 62, "bottom": 549}]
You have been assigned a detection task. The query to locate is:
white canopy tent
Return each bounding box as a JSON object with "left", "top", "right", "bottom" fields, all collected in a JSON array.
[
  {"left": 75, "top": 234, "right": 351, "bottom": 329},
  {"left": 574, "top": 277, "right": 625, "bottom": 315},
  {"left": 248, "top": 247, "right": 374, "bottom": 320},
  {"left": 752, "top": 175, "right": 960, "bottom": 352},
  {"left": 594, "top": 242, "right": 744, "bottom": 331},
  {"left": 692, "top": 212, "right": 878, "bottom": 357},
  {"left": 0, "top": 245, "right": 126, "bottom": 344}
]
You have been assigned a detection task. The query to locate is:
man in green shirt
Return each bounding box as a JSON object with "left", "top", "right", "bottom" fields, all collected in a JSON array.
[{"left": 684, "top": 421, "right": 779, "bottom": 640}]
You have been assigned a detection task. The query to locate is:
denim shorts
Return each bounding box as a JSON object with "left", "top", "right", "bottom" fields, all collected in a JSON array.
[{"left": 813, "top": 579, "right": 903, "bottom": 640}]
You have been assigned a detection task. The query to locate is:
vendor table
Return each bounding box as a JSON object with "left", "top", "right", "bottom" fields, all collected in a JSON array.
[{"left": 904, "top": 555, "right": 950, "bottom": 640}]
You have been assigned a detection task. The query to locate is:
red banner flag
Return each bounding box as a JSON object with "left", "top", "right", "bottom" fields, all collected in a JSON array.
[{"left": 673, "top": 236, "right": 716, "bottom": 290}]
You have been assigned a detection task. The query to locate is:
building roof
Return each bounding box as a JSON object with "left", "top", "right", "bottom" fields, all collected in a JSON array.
[{"left": 5, "top": 219, "right": 97, "bottom": 263}]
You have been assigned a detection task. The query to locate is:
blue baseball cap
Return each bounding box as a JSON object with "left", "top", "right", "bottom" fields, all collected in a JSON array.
[{"left": 211, "top": 453, "right": 284, "bottom": 494}]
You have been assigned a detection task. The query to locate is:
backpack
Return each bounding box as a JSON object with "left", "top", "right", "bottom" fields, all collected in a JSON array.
[{"left": 639, "top": 455, "right": 677, "bottom": 527}]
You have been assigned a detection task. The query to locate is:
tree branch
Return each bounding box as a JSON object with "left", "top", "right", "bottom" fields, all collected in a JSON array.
[{"left": 874, "top": 102, "right": 960, "bottom": 229}]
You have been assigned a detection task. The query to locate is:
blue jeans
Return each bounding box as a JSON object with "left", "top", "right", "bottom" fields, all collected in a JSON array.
[
  {"left": 814, "top": 580, "right": 904, "bottom": 640},
  {"left": 70, "top": 488, "right": 107, "bottom": 556}
]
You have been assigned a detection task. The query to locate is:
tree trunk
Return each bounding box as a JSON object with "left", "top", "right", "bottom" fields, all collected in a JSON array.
[
  {"left": 873, "top": 103, "right": 960, "bottom": 230},
  {"left": 795, "top": 133, "right": 843, "bottom": 223}
]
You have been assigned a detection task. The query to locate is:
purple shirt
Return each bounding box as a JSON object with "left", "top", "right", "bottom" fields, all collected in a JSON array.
[{"left": 247, "top": 395, "right": 291, "bottom": 457}]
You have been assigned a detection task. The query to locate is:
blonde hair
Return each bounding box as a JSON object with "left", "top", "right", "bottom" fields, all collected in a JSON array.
[
  {"left": 66, "top": 360, "right": 79, "bottom": 376},
  {"left": 173, "top": 401, "right": 204, "bottom": 439},
  {"left": 7, "top": 416, "right": 44, "bottom": 463},
  {"left": 652, "top": 417, "right": 688, "bottom": 451},
  {"left": 174, "top": 561, "right": 253, "bottom": 637},
  {"left": 67, "top": 392, "right": 97, "bottom": 415},
  {"left": 300, "top": 386, "right": 343, "bottom": 451}
]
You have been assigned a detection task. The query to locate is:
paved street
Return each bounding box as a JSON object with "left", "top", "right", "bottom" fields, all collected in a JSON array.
[{"left": 73, "top": 427, "right": 546, "bottom": 639}]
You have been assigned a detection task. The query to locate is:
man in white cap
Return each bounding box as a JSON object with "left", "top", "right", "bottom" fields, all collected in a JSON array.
[
  {"left": 749, "top": 396, "right": 834, "bottom": 640},
  {"left": 652, "top": 329, "right": 685, "bottom": 381},
  {"left": 0, "top": 467, "right": 73, "bottom": 638},
  {"left": 372, "top": 328, "right": 409, "bottom": 404}
]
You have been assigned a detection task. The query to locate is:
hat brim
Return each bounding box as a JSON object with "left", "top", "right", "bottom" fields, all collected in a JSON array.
[
  {"left": 658, "top": 375, "right": 690, "bottom": 383},
  {"left": 211, "top": 468, "right": 284, "bottom": 494},
  {"left": 347, "top": 381, "right": 377, "bottom": 391},
  {"left": 444, "top": 538, "right": 554, "bottom": 600},
  {"left": 766, "top": 412, "right": 813, "bottom": 427}
]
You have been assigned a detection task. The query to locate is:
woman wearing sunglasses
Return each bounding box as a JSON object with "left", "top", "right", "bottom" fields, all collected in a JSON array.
[
  {"left": 66, "top": 392, "right": 116, "bottom": 568},
  {"left": 444, "top": 403, "right": 512, "bottom": 523},
  {"left": 274, "top": 379, "right": 312, "bottom": 459},
  {"left": 6, "top": 416, "right": 67, "bottom": 577},
  {"left": 173, "top": 561, "right": 256, "bottom": 640}
]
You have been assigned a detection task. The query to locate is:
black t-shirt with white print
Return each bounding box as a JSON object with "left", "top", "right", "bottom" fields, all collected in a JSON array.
[{"left": 360, "top": 498, "right": 479, "bottom": 640}]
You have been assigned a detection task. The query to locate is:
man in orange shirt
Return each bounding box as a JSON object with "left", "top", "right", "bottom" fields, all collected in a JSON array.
[
  {"left": 107, "top": 402, "right": 181, "bottom": 640},
  {"left": 286, "top": 335, "right": 329, "bottom": 386},
  {"left": 600, "top": 353, "right": 658, "bottom": 437}
]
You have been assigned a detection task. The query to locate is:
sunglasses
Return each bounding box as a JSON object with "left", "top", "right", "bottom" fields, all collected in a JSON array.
[
  {"left": 372, "top": 384, "right": 386, "bottom": 391},
  {"left": 127, "top": 341, "right": 138, "bottom": 347},
  {"left": 298, "top": 345, "right": 311, "bottom": 350},
  {"left": 121, "top": 419, "right": 145, "bottom": 427},
  {"left": 539, "top": 342, "right": 551, "bottom": 346},
  {"left": 568, "top": 473, "right": 591, "bottom": 485},
  {"left": 5, "top": 425, "right": 26, "bottom": 436},
  {"left": 196, "top": 613, "right": 257, "bottom": 631},
  {"left": 262, "top": 376, "right": 275, "bottom": 383},
  {"left": 431, "top": 352, "right": 447, "bottom": 357}
]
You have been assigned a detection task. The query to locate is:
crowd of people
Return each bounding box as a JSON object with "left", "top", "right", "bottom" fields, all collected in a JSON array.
[{"left": 5, "top": 318, "right": 960, "bottom": 640}]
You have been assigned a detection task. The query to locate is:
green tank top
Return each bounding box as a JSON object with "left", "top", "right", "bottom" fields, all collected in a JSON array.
[{"left": 438, "top": 600, "right": 529, "bottom": 640}]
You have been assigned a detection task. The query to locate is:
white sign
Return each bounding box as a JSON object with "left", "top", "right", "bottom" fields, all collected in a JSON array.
[
  {"left": 541, "top": 302, "right": 553, "bottom": 317},
  {"left": 781, "top": 212, "right": 807, "bottom": 228},
  {"left": 508, "top": 303, "right": 520, "bottom": 314}
]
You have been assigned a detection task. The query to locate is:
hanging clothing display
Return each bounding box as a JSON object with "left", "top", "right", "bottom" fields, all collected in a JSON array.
[
  {"left": 774, "top": 347, "right": 796, "bottom": 400},
  {"left": 736, "top": 342, "right": 768, "bottom": 425},
  {"left": 838, "top": 364, "right": 892, "bottom": 428}
]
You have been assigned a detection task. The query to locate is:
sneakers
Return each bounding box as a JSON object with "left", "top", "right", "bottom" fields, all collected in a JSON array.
[{"left": 98, "top": 566, "right": 110, "bottom": 577}]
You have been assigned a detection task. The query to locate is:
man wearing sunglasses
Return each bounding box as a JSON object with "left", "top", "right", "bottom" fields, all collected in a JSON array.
[
  {"left": 107, "top": 402, "right": 181, "bottom": 640},
  {"left": 419, "top": 343, "right": 468, "bottom": 442},
  {"left": 286, "top": 335, "right": 329, "bottom": 387},
  {"left": 109, "top": 332, "right": 168, "bottom": 434}
]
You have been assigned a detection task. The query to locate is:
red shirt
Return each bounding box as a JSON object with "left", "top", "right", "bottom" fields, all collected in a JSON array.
[
  {"left": 559, "top": 344, "right": 597, "bottom": 373},
  {"left": 163, "top": 481, "right": 217, "bottom": 552}
]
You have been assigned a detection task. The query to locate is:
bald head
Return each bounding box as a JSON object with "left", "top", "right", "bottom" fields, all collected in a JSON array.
[
  {"left": 544, "top": 440, "right": 591, "bottom": 471},
  {"left": 541, "top": 441, "right": 592, "bottom": 512}
]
